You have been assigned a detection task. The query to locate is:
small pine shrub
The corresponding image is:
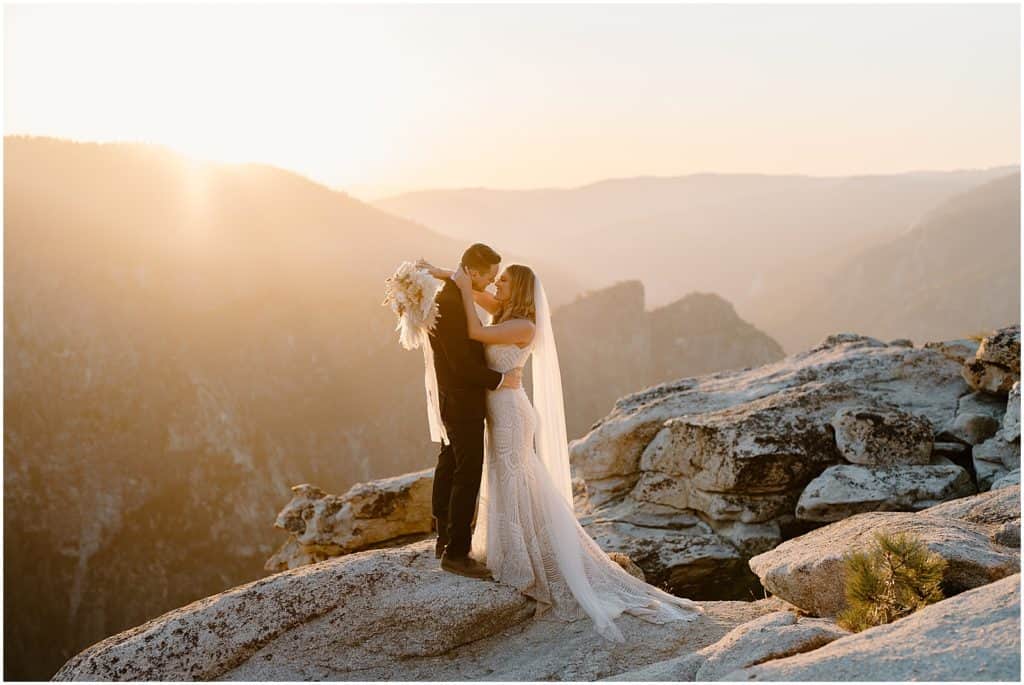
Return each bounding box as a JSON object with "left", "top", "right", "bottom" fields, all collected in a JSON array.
[{"left": 836, "top": 530, "right": 948, "bottom": 632}]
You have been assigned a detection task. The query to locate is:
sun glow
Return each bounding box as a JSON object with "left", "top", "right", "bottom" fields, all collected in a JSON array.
[
  {"left": 5, "top": 4, "right": 1020, "bottom": 198},
  {"left": 6, "top": 3, "right": 422, "bottom": 192}
]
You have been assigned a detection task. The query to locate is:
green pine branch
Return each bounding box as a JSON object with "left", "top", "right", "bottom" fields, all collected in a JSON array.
[{"left": 837, "top": 529, "right": 948, "bottom": 632}]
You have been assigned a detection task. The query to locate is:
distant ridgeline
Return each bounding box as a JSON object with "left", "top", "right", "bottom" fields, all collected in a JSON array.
[
  {"left": 377, "top": 166, "right": 1021, "bottom": 354},
  {"left": 553, "top": 281, "right": 784, "bottom": 439}
]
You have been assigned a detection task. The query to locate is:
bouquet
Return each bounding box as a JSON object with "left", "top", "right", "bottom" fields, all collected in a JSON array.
[
  {"left": 382, "top": 261, "right": 443, "bottom": 351},
  {"left": 382, "top": 260, "right": 448, "bottom": 444}
]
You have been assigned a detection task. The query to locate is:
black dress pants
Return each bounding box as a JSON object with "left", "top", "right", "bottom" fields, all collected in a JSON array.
[{"left": 431, "top": 416, "right": 486, "bottom": 558}]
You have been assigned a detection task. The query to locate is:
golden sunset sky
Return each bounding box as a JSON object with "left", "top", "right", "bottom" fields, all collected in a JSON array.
[{"left": 4, "top": 2, "right": 1021, "bottom": 198}]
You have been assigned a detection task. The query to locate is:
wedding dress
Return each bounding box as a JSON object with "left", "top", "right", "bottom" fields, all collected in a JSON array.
[{"left": 469, "top": 340, "right": 703, "bottom": 642}]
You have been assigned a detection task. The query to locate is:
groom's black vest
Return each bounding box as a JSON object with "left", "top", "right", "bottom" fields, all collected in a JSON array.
[{"left": 429, "top": 280, "right": 503, "bottom": 422}]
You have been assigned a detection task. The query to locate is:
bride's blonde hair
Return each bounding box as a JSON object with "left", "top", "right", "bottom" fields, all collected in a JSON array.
[{"left": 492, "top": 264, "right": 536, "bottom": 325}]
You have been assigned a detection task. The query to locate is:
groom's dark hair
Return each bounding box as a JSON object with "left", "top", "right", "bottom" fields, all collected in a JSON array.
[{"left": 461, "top": 243, "right": 501, "bottom": 272}]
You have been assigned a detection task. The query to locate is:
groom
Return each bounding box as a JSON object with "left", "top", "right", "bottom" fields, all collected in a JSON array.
[{"left": 429, "top": 243, "right": 522, "bottom": 580}]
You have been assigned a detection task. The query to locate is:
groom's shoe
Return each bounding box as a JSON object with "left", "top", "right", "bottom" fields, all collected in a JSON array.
[
  {"left": 435, "top": 537, "right": 447, "bottom": 559},
  {"left": 441, "top": 553, "right": 493, "bottom": 581}
]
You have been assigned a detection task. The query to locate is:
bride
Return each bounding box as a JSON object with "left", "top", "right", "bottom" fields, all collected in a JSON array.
[{"left": 419, "top": 259, "right": 703, "bottom": 642}]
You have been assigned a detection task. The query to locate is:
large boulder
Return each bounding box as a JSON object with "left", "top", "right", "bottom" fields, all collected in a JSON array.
[
  {"left": 723, "top": 573, "right": 1021, "bottom": 681},
  {"left": 569, "top": 333, "right": 973, "bottom": 597},
  {"left": 54, "top": 541, "right": 534, "bottom": 681},
  {"left": 690, "top": 611, "right": 848, "bottom": 681},
  {"left": 748, "top": 487, "right": 1020, "bottom": 617},
  {"left": 830, "top": 405, "right": 933, "bottom": 466},
  {"left": 632, "top": 470, "right": 799, "bottom": 523},
  {"left": 966, "top": 380, "right": 1021, "bottom": 494},
  {"left": 941, "top": 391, "right": 1007, "bottom": 445},
  {"left": 579, "top": 499, "right": 755, "bottom": 599},
  {"left": 606, "top": 610, "right": 849, "bottom": 681},
  {"left": 992, "top": 469, "right": 1021, "bottom": 491},
  {"left": 265, "top": 469, "right": 434, "bottom": 571},
  {"left": 573, "top": 334, "right": 967, "bottom": 498},
  {"left": 702, "top": 518, "right": 787, "bottom": 559},
  {"left": 962, "top": 325, "right": 1021, "bottom": 395},
  {"left": 795, "top": 463, "right": 975, "bottom": 522},
  {"left": 973, "top": 436, "right": 1021, "bottom": 491},
  {"left": 54, "top": 537, "right": 798, "bottom": 681},
  {"left": 974, "top": 456, "right": 1011, "bottom": 493},
  {"left": 919, "top": 483, "right": 1021, "bottom": 532},
  {"left": 637, "top": 381, "right": 849, "bottom": 496},
  {"left": 920, "top": 483, "right": 1021, "bottom": 548}
]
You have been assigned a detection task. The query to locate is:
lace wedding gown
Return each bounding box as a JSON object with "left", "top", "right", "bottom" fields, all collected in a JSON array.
[{"left": 469, "top": 342, "right": 703, "bottom": 641}]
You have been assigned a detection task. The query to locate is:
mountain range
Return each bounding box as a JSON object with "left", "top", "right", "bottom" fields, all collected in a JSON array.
[
  {"left": 747, "top": 172, "right": 1020, "bottom": 350},
  {"left": 377, "top": 166, "right": 1019, "bottom": 351}
]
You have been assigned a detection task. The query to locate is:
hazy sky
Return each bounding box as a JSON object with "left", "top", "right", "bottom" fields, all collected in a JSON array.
[{"left": 4, "top": 3, "right": 1021, "bottom": 198}]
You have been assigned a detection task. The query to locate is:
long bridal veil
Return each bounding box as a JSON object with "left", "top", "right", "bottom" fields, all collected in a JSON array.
[
  {"left": 530, "top": 275, "right": 573, "bottom": 508},
  {"left": 528, "top": 273, "right": 631, "bottom": 641}
]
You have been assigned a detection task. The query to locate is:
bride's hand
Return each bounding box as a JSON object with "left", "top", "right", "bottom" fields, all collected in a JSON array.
[{"left": 452, "top": 265, "right": 472, "bottom": 291}]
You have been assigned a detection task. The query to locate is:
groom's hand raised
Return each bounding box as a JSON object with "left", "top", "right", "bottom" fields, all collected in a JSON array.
[{"left": 499, "top": 367, "right": 523, "bottom": 390}]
